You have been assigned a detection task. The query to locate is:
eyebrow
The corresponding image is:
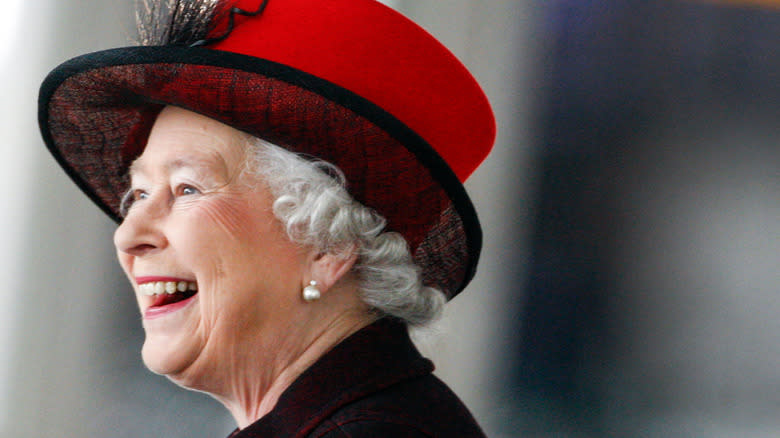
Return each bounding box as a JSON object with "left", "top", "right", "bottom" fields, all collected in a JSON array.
[{"left": 129, "top": 153, "right": 229, "bottom": 179}]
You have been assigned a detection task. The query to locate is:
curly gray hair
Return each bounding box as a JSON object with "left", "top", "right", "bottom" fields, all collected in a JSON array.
[{"left": 243, "top": 137, "right": 446, "bottom": 327}]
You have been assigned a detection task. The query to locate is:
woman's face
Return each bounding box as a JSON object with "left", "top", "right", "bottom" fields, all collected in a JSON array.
[{"left": 114, "top": 106, "right": 310, "bottom": 385}]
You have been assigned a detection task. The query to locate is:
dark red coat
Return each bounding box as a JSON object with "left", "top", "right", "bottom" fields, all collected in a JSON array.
[{"left": 227, "top": 318, "right": 486, "bottom": 437}]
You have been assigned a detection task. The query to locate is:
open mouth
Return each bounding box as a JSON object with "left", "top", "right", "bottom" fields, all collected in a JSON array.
[{"left": 138, "top": 280, "right": 198, "bottom": 308}]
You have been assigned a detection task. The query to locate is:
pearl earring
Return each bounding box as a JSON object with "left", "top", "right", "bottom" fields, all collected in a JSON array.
[{"left": 302, "top": 280, "right": 321, "bottom": 302}]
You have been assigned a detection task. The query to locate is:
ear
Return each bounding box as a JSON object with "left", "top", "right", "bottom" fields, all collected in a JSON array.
[{"left": 307, "top": 247, "right": 358, "bottom": 294}]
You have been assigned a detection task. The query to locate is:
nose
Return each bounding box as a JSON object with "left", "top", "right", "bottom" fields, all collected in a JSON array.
[{"left": 113, "top": 195, "right": 169, "bottom": 257}]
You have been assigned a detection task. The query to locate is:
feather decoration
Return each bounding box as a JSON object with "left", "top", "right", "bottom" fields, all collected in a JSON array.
[{"left": 135, "top": 0, "right": 227, "bottom": 46}]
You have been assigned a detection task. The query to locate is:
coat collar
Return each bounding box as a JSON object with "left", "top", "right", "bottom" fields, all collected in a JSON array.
[{"left": 229, "top": 318, "right": 433, "bottom": 437}]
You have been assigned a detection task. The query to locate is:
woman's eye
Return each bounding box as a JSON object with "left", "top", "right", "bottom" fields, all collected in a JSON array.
[
  {"left": 177, "top": 185, "right": 200, "bottom": 196},
  {"left": 119, "top": 189, "right": 148, "bottom": 217}
]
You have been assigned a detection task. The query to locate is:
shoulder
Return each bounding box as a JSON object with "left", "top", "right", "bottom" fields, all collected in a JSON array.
[{"left": 307, "top": 373, "right": 486, "bottom": 438}]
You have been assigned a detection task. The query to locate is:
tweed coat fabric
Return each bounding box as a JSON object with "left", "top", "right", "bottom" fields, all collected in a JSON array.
[{"left": 226, "top": 318, "right": 486, "bottom": 437}]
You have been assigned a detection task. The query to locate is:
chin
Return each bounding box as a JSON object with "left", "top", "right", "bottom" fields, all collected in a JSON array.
[
  {"left": 142, "top": 342, "right": 178, "bottom": 376},
  {"left": 141, "top": 335, "right": 199, "bottom": 379}
]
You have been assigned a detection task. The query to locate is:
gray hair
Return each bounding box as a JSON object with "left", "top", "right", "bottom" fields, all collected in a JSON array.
[{"left": 243, "top": 137, "right": 446, "bottom": 327}]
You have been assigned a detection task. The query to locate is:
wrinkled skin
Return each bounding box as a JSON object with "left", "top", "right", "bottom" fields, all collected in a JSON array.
[{"left": 114, "top": 106, "right": 372, "bottom": 427}]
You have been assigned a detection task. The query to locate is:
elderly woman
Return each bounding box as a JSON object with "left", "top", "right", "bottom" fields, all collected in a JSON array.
[{"left": 38, "top": 0, "right": 494, "bottom": 436}]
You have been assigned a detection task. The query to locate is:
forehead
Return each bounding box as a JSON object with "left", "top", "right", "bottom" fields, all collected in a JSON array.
[{"left": 129, "top": 106, "right": 249, "bottom": 177}]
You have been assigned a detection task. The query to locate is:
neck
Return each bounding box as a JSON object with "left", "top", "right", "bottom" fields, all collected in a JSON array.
[{"left": 217, "top": 310, "right": 375, "bottom": 429}]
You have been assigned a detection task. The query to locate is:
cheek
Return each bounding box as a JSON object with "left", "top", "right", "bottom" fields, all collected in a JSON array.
[
  {"left": 185, "top": 195, "right": 268, "bottom": 245},
  {"left": 182, "top": 198, "right": 303, "bottom": 331},
  {"left": 173, "top": 195, "right": 303, "bottom": 286}
]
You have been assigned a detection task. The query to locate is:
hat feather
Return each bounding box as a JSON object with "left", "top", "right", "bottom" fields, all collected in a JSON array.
[{"left": 135, "top": 0, "right": 226, "bottom": 46}]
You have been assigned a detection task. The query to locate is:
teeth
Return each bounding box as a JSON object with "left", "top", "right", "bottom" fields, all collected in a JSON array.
[
  {"left": 138, "top": 283, "right": 155, "bottom": 296},
  {"left": 138, "top": 281, "right": 198, "bottom": 296}
]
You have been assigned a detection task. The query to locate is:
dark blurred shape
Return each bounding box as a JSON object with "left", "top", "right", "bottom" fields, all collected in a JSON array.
[{"left": 512, "top": 1, "right": 780, "bottom": 435}]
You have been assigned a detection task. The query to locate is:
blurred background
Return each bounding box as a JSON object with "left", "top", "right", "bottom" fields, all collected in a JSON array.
[{"left": 1, "top": 0, "right": 778, "bottom": 437}]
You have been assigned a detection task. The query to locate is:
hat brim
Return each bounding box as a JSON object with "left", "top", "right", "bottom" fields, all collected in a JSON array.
[{"left": 38, "top": 46, "right": 481, "bottom": 298}]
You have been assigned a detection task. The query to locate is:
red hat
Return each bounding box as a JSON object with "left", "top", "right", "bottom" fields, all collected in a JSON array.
[{"left": 38, "top": 0, "right": 495, "bottom": 299}]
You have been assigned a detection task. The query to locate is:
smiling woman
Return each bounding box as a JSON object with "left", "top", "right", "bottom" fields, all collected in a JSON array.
[
  {"left": 115, "top": 107, "right": 373, "bottom": 418},
  {"left": 37, "top": 0, "right": 495, "bottom": 436}
]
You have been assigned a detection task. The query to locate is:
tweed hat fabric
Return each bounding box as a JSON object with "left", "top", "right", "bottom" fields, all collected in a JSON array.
[{"left": 38, "top": 0, "right": 495, "bottom": 299}]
